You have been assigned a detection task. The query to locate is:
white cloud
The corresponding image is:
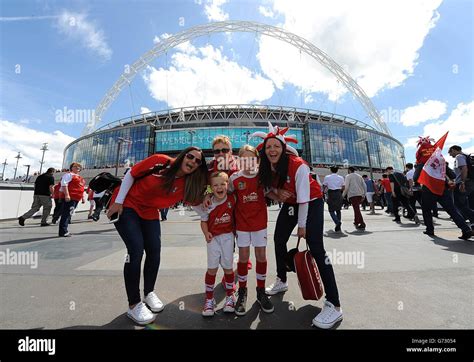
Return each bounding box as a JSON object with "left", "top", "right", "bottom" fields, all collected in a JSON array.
[
  {"left": 203, "top": 0, "right": 229, "bottom": 21},
  {"left": 259, "top": 6, "right": 275, "bottom": 18},
  {"left": 55, "top": 10, "right": 112, "bottom": 61},
  {"left": 423, "top": 101, "right": 474, "bottom": 146},
  {"left": 142, "top": 44, "right": 275, "bottom": 108},
  {"left": 0, "top": 15, "right": 58, "bottom": 22},
  {"left": 404, "top": 101, "right": 474, "bottom": 163},
  {"left": 0, "top": 120, "right": 75, "bottom": 179},
  {"left": 258, "top": 0, "right": 442, "bottom": 100},
  {"left": 140, "top": 107, "right": 151, "bottom": 114},
  {"left": 400, "top": 100, "right": 447, "bottom": 126}
]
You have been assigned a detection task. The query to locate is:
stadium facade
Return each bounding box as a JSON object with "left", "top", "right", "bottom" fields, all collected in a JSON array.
[{"left": 62, "top": 104, "right": 405, "bottom": 172}]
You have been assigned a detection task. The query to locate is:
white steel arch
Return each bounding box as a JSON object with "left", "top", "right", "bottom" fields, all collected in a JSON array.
[{"left": 83, "top": 20, "right": 391, "bottom": 136}]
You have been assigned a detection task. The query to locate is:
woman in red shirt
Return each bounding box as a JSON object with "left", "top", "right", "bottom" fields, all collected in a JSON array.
[
  {"left": 106, "top": 146, "right": 208, "bottom": 325},
  {"left": 254, "top": 123, "right": 343, "bottom": 329}
]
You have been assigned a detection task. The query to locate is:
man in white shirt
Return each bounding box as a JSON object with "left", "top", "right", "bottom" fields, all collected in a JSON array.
[
  {"left": 342, "top": 167, "right": 367, "bottom": 230},
  {"left": 323, "top": 166, "right": 345, "bottom": 232}
]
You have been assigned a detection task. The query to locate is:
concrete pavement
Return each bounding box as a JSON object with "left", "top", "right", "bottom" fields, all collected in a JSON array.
[{"left": 0, "top": 205, "right": 472, "bottom": 329}]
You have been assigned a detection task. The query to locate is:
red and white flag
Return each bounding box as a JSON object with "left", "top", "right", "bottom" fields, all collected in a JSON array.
[{"left": 418, "top": 147, "right": 446, "bottom": 196}]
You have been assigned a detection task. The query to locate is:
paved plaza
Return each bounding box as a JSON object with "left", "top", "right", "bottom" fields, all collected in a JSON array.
[{"left": 0, "top": 205, "right": 472, "bottom": 330}]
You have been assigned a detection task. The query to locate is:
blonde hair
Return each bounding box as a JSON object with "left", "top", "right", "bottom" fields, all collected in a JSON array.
[
  {"left": 238, "top": 144, "right": 258, "bottom": 158},
  {"left": 209, "top": 171, "right": 229, "bottom": 182},
  {"left": 212, "top": 135, "right": 232, "bottom": 149}
]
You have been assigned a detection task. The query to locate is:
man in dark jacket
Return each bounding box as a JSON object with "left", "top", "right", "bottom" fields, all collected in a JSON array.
[{"left": 18, "top": 168, "right": 55, "bottom": 226}]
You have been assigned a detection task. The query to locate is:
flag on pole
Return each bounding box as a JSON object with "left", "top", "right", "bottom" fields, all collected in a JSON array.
[
  {"left": 433, "top": 131, "right": 449, "bottom": 150},
  {"left": 418, "top": 147, "right": 446, "bottom": 195}
]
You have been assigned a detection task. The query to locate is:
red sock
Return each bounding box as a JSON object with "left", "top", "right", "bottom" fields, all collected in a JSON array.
[
  {"left": 237, "top": 262, "right": 248, "bottom": 289},
  {"left": 205, "top": 272, "right": 216, "bottom": 299},
  {"left": 224, "top": 272, "right": 235, "bottom": 296},
  {"left": 256, "top": 261, "right": 267, "bottom": 288}
]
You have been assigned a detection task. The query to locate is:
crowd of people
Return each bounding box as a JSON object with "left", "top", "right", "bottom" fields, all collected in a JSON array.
[{"left": 15, "top": 126, "right": 473, "bottom": 329}]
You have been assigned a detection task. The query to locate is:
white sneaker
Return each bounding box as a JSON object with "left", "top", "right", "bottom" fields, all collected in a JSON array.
[
  {"left": 312, "top": 300, "right": 343, "bottom": 329},
  {"left": 223, "top": 294, "right": 236, "bottom": 313},
  {"left": 202, "top": 298, "right": 216, "bottom": 317},
  {"left": 144, "top": 291, "right": 164, "bottom": 313},
  {"left": 127, "top": 302, "right": 156, "bottom": 325},
  {"left": 265, "top": 277, "right": 288, "bottom": 295}
]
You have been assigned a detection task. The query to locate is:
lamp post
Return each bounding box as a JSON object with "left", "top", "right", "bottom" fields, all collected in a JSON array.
[
  {"left": 39, "top": 143, "right": 49, "bottom": 174},
  {"left": 1, "top": 159, "right": 7, "bottom": 181},
  {"left": 187, "top": 130, "right": 196, "bottom": 146},
  {"left": 356, "top": 138, "right": 373, "bottom": 181},
  {"left": 115, "top": 137, "right": 132, "bottom": 176},
  {"left": 24, "top": 165, "right": 31, "bottom": 182},
  {"left": 329, "top": 137, "right": 337, "bottom": 165},
  {"left": 13, "top": 152, "right": 22, "bottom": 180},
  {"left": 243, "top": 130, "right": 251, "bottom": 144}
]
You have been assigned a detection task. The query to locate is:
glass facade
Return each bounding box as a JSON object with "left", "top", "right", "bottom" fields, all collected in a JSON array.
[
  {"left": 155, "top": 127, "right": 304, "bottom": 152},
  {"left": 306, "top": 122, "right": 404, "bottom": 170},
  {"left": 63, "top": 119, "right": 404, "bottom": 171},
  {"left": 63, "top": 124, "right": 153, "bottom": 169}
]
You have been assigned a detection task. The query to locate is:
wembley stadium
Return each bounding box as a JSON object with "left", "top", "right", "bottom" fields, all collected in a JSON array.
[
  {"left": 62, "top": 21, "right": 405, "bottom": 173},
  {"left": 62, "top": 103, "right": 405, "bottom": 172}
]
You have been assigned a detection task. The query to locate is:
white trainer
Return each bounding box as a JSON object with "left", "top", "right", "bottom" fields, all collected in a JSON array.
[
  {"left": 202, "top": 298, "right": 216, "bottom": 317},
  {"left": 265, "top": 277, "right": 288, "bottom": 295},
  {"left": 144, "top": 291, "right": 165, "bottom": 313},
  {"left": 127, "top": 302, "right": 156, "bottom": 325},
  {"left": 223, "top": 294, "right": 236, "bottom": 313},
  {"left": 312, "top": 300, "right": 343, "bottom": 329}
]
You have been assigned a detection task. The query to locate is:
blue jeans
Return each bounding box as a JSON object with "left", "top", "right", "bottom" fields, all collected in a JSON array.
[
  {"left": 384, "top": 192, "right": 393, "bottom": 213},
  {"left": 114, "top": 207, "right": 161, "bottom": 306},
  {"left": 274, "top": 199, "right": 340, "bottom": 307},
  {"left": 453, "top": 182, "right": 474, "bottom": 223},
  {"left": 58, "top": 200, "right": 78, "bottom": 236},
  {"left": 329, "top": 210, "right": 341, "bottom": 225}
]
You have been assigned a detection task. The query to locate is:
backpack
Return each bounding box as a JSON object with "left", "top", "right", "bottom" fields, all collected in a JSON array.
[
  {"left": 89, "top": 172, "right": 122, "bottom": 193},
  {"left": 462, "top": 153, "right": 474, "bottom": 180},
  {"left": 88, "top": 159, "right": 171, "bottom": 209}
]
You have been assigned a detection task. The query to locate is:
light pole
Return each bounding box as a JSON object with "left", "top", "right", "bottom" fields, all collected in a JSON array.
[
  {"left": 1, "top": 159, "right": 7, "bottom": 181},
  {"left": 243, "top": 130, "right": 251, "bottom": 144},
  {"left": 13, "top": 152, "right": 22, "bottom": 180},
  {"left": 329, "top": 138, "right": 337, "bottom": 165},
  {"left": 115, "top": 137, "right": 132, "bottom": 176},
  {"left": 376, "top": 144, "right": 382, "bottom": 170},
  {"left": 39, "top": 143, "right": 49, "bottom": 174},
  {"left": 356, "top": 138, "right": 373, "bottom": 181},
  {"left": 187, "top": 130, "right": 196, "bottom": 146},
  {"left": 24, "top": 164, "right": 31, "bottom": 182}
]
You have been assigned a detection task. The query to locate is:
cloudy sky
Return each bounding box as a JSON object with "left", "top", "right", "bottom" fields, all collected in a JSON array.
[{"left": 0, "top": 0, "right": 473, "bottom": 178}]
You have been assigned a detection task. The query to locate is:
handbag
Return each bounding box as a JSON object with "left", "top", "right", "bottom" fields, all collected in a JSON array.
[
  {"left": 393, "top": 173, "right": 413, "bottom": 198},
  {"left": 292, "top": 237, "right": 325, "bottom": 301}
]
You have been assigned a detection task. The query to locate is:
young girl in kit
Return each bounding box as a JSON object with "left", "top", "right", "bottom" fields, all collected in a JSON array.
[{"left": 229, "top": 145, "right": 274, "bottom": 315}]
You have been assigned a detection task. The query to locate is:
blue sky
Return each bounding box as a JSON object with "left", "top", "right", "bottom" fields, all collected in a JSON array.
[{"left": 0, "top": 0, "right": 473, "bottom": 178}]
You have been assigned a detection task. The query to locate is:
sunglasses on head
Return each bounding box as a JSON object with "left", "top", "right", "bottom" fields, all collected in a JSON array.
[
  {"left": 185, "top": 153, "right": 202, "bottom": 165},
  {"left": 213, "top": 148, "right": 230, "bottom": 155}
]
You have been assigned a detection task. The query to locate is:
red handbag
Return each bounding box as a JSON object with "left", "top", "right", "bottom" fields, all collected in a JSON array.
[{"left": 293, "top": 237, "right": 324, "bottom": 301}]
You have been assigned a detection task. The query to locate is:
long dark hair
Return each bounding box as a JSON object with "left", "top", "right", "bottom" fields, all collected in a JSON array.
[
  {"left": 161, "top": 146, "right": 208, "bottom": 204},
  {"left": 258, "top": 137, "right": 289, "bottom": 189}
]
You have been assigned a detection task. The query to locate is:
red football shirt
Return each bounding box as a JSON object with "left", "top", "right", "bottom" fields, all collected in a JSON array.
[
  {"left": 61, "top": 172, "right": 85, "bottom": 201},
  {"left": 381, "top": 178, "right": 392, "bottom": 193},
  {"left": 272, "top": 154, "right": 322, "bottom": 204},
  {"left": 112, "top": 154, "right": 186, "bottom": 220},
  {"left": 229, "top": 170, "right": 267, "bottom": 232},
  {"left": 194, "top": 194, "right": 236, "bottom": 237}
]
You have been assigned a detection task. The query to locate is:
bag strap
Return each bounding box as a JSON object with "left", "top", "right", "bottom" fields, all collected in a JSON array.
[{"left": 296, "top": 236, "right": 310, "bottom": 251}]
